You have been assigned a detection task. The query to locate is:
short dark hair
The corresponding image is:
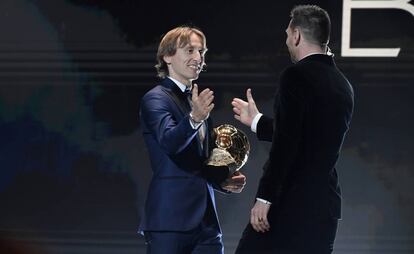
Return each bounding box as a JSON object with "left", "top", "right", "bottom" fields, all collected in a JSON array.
[
  {"left": 155, "top": 26, "right": 206, "bottom": 79},
  {"left": 290, "top": 5, "right": 331, "bottom": 47}
]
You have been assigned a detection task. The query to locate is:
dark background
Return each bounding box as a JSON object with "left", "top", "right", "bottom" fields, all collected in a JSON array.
[{"left": 1, "top": 0, "right": 413, "bottom": 253}]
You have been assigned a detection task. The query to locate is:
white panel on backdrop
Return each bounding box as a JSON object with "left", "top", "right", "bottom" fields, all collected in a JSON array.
[{"left": 341, "top": 0, "right": 414, "bottom": 57}]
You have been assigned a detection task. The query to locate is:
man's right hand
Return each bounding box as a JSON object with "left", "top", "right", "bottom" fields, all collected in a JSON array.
[
  {"left": 190, "top": 83, "right": 214, "bottom": 122},
  {"left": 232, "top": 88, "right": 260, "bottom": 127},
  {"left": 221, "top": 171, "right": 246, "bottom": 193}
]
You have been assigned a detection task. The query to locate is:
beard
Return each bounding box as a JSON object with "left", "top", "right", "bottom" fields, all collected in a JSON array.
[{"left": 287, "top": 47, "right": 298, "bottom": 64}]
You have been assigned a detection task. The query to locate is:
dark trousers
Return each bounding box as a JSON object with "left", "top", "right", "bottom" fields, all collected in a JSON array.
[
  {"left": 144, "top": 222, "right": 223, "bottom": 254},
  {"left": 144, "top": 199, "right": 223, "bottom": 254},
  {"left": 235, "top": 217, "right": 338, "bottom": 254}
]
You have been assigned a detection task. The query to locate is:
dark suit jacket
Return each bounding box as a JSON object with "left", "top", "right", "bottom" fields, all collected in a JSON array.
[
  {"left": 139, "top": 78, "right": 227, "bottom": 232},
  {"left": 256, "top": 54, "right": 354, "bottom": 221}
]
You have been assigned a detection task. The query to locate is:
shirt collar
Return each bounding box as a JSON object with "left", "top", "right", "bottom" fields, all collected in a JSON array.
[{"left": 167, "top": 76, "right": 191, "bottom": 93}]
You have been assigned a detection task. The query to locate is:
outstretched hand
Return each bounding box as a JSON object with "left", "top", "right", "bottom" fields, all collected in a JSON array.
[
  {"left": 190, "top": 83, "right": 214, "bottom": 122},
  {"left": 231, "top": 88, "right": 260, "bottom": 127}
]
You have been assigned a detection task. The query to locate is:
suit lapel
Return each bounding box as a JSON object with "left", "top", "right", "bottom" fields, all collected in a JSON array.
[{"left": 160, "top": 78, "right": 191, "bottom": 115}]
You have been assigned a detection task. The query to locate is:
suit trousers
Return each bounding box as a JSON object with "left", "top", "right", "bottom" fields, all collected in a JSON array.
[
  {"left": 144, "top": 198, "right": 223, "bottom": 254},
  {"left": 235, "top": 217, "right": 338, "bottom": 254}
]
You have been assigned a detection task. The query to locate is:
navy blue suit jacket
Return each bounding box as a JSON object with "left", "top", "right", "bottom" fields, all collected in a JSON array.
[{"left": 139, "top": 78, "right": 225, "bottom": 232}]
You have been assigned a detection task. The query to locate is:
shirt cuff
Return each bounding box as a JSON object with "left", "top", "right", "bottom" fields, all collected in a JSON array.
[
  {"left": 251, "top": 113, "right": 263, "bottom": 133},
  {"left": 189, "top": 118, "right": 203, "bottom": 129},
  {"left": 189, "top": 113, "right": 205, "bottom": 129},
  {"left": 256, "top": 197, "right": 272, "bottom": 205}
]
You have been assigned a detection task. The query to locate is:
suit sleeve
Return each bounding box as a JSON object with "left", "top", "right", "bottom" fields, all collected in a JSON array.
[
  {"left": 140, "top": 91, "right": 198, "bottom": 156},
  {"left": 256, "top": 67, "right": 306, "bottom": 204},
  {"left": 256, "top": 115, "right": 274, "bottom": 141}
]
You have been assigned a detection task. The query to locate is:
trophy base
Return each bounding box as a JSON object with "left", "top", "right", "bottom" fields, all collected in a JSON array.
[{"left": 206, "top": 148, "right": 238, "bottom": 174}]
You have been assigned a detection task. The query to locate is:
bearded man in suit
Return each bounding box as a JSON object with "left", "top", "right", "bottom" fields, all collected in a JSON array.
[{"left": 232, "top": 5, "right": 354, "bottom": 254}]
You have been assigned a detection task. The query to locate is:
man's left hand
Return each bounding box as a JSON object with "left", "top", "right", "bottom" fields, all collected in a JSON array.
[{"left": 250, "top": 200, "right": 271, "bottom": 233}]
